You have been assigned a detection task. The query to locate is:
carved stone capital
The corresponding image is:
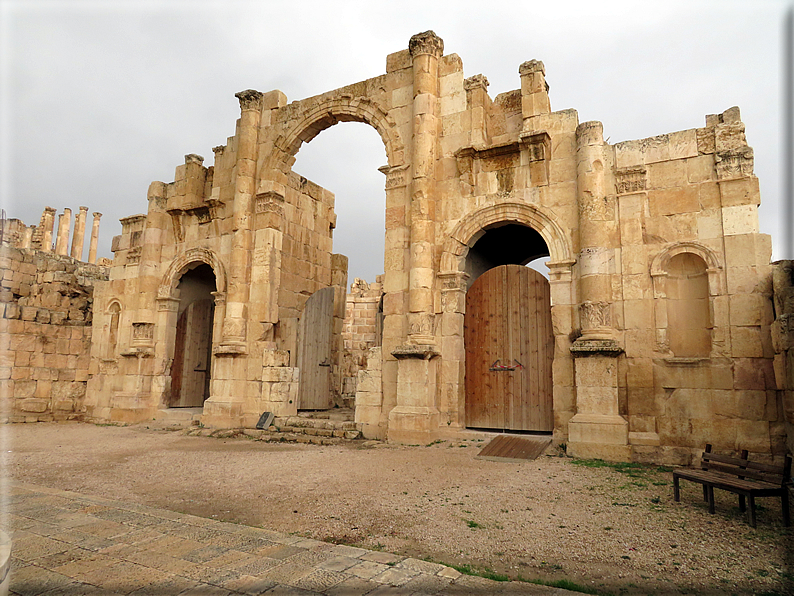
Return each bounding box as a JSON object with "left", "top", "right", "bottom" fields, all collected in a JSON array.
[
  {"left": 715, "top": 147, "right": 754, "bottom": 180},
  {"left": 519, "top": 130, "right": 551, "bottom": 162},
  {"left": 185, "top": 154, "right": 204, "bottom": 165},
  {"left": 464, "top": 74, "right": 489, "bottom": 91},
  {"left": 235, "top": 89, "right": 264, "bottom": 112},
  {"left": 580, "top": 300, "right": 612, "bottom": 329},
  {"left": 131, "top": 322, "right": 154, "bottom": 347},
  {"left": 615, "top": 166, "right": 647, "bottom": 194},
  {"left": 212, "top": 145, "right": 226, "bottom": 156},
  {"left": 409, "top": 30, "right": 444, "bottom": 58},
  {"left": 437, "top": 271, "right": 469, "bottom": 291}
]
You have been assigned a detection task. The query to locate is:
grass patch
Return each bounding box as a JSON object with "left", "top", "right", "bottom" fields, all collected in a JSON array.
[
  {"left": 465, "top": 519, "right": 484, "bottom": 529},
  {"left": 449, "top": 563, "right": 509, "bottom": 582},
  {"left": 522, "top": 577, "right": 607, "bottom": 595}
]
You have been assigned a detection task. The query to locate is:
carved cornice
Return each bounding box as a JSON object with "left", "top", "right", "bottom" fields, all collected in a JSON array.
[
  {"left": 235, "top": 89, "right": 264, "bottom": 112},
  {"left": 408, "top": 31, "right": 444, "bottom": 58},
  {"left": 519, "top": 130, "right": 551, "bottom": 162}
]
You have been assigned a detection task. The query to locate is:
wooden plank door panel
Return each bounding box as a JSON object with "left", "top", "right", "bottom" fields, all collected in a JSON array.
[
  {"left": 465, "top": 264, "right": 553, "bottom": 432},
  {"left": 297, "top": 287, "right": 334, "bottom": 410}
]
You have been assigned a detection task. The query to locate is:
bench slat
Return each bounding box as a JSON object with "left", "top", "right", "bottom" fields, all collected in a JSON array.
[{"left": 702, "top": 461, "right": 784, "bottom": 484}]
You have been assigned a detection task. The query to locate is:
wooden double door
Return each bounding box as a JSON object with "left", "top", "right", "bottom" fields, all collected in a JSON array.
[{"left": 464, "top": 264, "right": 554, "bottom": 432}]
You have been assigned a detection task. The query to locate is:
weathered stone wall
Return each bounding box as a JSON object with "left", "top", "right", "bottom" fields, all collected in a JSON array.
[
  {"left": 341, "top": 277, "right": 383, "bottom": 402},
  {"left": 772, "top": 261, "right": 794, "bottom": 455},
  {"left": 0, "top": 246, "right": 107, "bottom": 422}
]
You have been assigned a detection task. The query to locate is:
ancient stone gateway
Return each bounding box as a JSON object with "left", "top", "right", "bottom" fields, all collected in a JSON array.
[{"left": 79, "top": 31, "right": 786, "bottom": 464}]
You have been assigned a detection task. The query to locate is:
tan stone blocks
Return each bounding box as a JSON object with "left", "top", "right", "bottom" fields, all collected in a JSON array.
[
  {"left": 719, "top": 177, "right": 760, "bottom": 207},
  {"left": 648, "top": 186, "right": 699, "bottom": 217},
  {"left": 686, "top": 155, "right": 715, "bottom": 184},
  {"left": 730, "top": 325, "right": 764, "bottom": 357},
  {"left": 647, "top": 160, "right": 686, "bottom": 190},
  {"left": 729, "top": 293, "right": 767, "bottom": 327},
  {"left": 623, "top": 299, "right": 653, "bottom": 329}
]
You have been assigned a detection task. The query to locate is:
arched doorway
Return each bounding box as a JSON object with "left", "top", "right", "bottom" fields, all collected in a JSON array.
[
  {"left": 169, "top": 264, "right": 216, "bottom": 407},
  {"left": 464, "top": 224, "right": 554, "bottom": 432}
]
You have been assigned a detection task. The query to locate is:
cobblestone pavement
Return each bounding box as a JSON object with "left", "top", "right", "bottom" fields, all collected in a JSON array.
[{"left": 4, "top": 482, "right": 573, "bottom": 595}]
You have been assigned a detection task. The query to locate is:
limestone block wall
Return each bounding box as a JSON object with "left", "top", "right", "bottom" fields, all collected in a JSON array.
[
  {"left": 772, "top": 261, "right": 794, "bottom": 455},
  {"left": 341, "top": 277, "right": 383, "bottom": 400},
  {"left": 0, "top": 246, "right": 107, "bottom": 422}
]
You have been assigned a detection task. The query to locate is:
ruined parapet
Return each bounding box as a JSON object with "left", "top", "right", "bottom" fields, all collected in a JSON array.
[
  {"left": 341, "top": 277, "right": 384, "bottom": 404},
  {"left": 0, "top": 245, "right": 108, "bottom": 423}
]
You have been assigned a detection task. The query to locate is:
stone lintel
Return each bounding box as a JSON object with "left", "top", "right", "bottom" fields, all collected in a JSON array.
[{"left": 391, "top": 344, "right": 440, "bottom": 360}]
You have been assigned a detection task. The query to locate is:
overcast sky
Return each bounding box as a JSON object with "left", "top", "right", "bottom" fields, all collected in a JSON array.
[{"left": 1, "top": 0, "right": 791, "bottom": 283}]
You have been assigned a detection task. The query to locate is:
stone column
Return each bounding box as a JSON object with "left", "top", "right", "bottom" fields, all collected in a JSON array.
[
  {"left": 54, "top": 208, "right": 71, "bottom": 256},
  {"left": 88, "top": 212, "right": 102, "bottom": 264},
  {"left": 35, "top": 206, "right": 56, "bottom": 252},
  {"left": 218, "top": 89, "right": 264, "bottom": 353},
  {"left": 406, "top": 30, "right": 443, "bottom": 345},
  {"left": 70, "top": 206, "right": 88, "bottom": 260},
  {"left": 519, "top": 60, "right": 551, "bottom": 123},
  {"left": 388, "top": 32, "right": 444, "bottom": 443},
  {"left": 567, "top": 121, "right": 629, "bottom": 461}
]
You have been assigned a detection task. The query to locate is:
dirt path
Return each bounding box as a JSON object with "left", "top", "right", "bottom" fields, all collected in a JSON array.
[{"left": 3, "top": 422, "right": 792, "bottom": 595}]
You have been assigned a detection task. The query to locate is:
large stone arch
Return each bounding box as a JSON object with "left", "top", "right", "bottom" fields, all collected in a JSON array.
[
  {"left": 440, "top": 201, "right": 574, "bottom": 274},
  {"left": 157, "top": 247, "right": 227, "bottom": 299},
  {"left": 270, "top": 95, "right": 405, "bottom": 172}
]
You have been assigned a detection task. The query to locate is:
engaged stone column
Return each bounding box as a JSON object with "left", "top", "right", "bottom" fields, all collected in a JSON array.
[
  {"left": 54, "top": 208, "right": 71, "bottom": 256},
  {"left": 70, "top": 206, "right": 88, "bottom": 260},
  {"left": 218, "top": 89, "right": 264, "bottom": 352},
  {"left": 567, "top": 120, "right": 630, "bottom": 462},
  {"left": 406, "top": 30, "right": 443, "bottom": 345},
  {"left": 88, "top": 212, "right": 102, "bottom": 264},
  {"left": 388, "top": 32, "right": 444, "bottom": 443}
]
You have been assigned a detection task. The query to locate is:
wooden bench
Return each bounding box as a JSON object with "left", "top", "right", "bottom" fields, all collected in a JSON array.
[{"left": 673, "top": 444, "right": 791, "bottom": 527}]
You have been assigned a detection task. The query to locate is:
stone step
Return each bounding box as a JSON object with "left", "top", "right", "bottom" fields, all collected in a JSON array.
[
  {"left": 183, "top": 427, "right": 363, "bottom": 445},
  {"left": 273, "top": 416, "right": 359, "bottom": 432}
]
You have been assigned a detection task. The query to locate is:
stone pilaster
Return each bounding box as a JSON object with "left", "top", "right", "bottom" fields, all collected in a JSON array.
[
  {"left": 406, "top": 30, "right": 442, "bottom": 345},
  {"left": 88, "top": 212, "right": 102, "bottom": 264},
  {"left": 54, "top": 208, "right": 71, "bottom": 256},
  {"left": 388, "top": 32, "right": 444, "bottom": 443},
  {"left": 219, "top": 89, "right": 264, "bottom": 352},
  {"left": 568, "top": 120, "right": 629, "bottom": 461},
  {"left": 70, "top": 206, "right": 88, "bottom": 260},
  {"left": 464, "top": 74, "right": 489, "bottom": 148}
]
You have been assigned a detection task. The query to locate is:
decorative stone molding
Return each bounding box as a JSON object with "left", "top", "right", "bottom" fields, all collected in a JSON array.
[
  {"left": 408, "top": 312, "right": 434, "bottom": 338},
  {"left": 519, "top": 130, "right": 551, "bottom": 162},
  {"left": 715, "top": 147, "right": 754, "bottom": 180},
  {"left": 131, "top": 322, "right": 154, "bottom": 346},
  {"left": 392, "top": 344, "right": 440, "bottom": 360},
  {"left": 272, "top": 95, "right": 405, "bottom": 172},
  {"left": 579, "top": 300, "right": 612, "bottom": 329},
  {"left": 235, "top": 89, "right": 264, "bottom": 112},
  {"left": 615, "top": 166, "right": 647, "bottom": 194},
  {"left": 126, "top": 246, "right": 142, "bottom": 265},
  {"left": 570, "top": 339, "right": 623, "bottom": 356},
  {"left": 380, "top": 164, "right": 410, "bottom": 190},
  {"left": 158, "top": 247, "right": 228, "bottom": 298},
  {"left": 437, "top": 271, "right": 469, "bottom": 291},
  {"left": 212, "top": 145, "right": 225, "bottom": 156},
  {"left": 255, "top": 191, "right": 285, "bottom": 215},
  {"left": 408, "top": 30, "right": 444, "bottom": 58},
  {"left": 156, "top": 296, "right": 179, "bottom": 312}
]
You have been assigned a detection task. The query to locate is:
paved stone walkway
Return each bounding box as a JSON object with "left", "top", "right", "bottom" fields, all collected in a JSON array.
[{"left": 4, "top": 482, "right": 572, "bottom": 595}]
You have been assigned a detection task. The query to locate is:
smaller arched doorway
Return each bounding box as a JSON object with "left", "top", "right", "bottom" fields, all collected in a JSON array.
[
  {"left": 169, "top": 264, "right": 216, "bottom": 407},
  {"left": 464, "top": 224, "right": 554, "bottom": 432}
]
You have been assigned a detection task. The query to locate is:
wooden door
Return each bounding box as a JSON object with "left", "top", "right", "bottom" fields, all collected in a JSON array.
[
  {"left": 465, "top": 264, "right": 553, "bottom": 432},
  {"left": 170, "top": 299, "right": 214, "bottom": 407},
  {"left": 297, "top": 287, "right": 334, "bottom": 410}
]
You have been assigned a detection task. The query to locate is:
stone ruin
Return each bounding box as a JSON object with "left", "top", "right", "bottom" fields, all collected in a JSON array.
[{"left": 1, "top": 31, "right": 793, "bottom": 464}]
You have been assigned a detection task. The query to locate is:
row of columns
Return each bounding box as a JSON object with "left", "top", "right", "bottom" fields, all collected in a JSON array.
[{"left": 29, "top": 206, "right": 103, "bottom": 264}]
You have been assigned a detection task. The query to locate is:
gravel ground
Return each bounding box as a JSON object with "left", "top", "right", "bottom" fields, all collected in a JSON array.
[{"left": 3, "top": 422, "right": 792, "bottom": 595}]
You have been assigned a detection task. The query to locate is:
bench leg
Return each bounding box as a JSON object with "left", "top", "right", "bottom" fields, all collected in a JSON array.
[
  {"left": 702, "top": 484, "right": 708, "bottom": 502},
  {"left": 707, "top": 486, "right": 715, "bottom": 514},
  {"left": 673, "top": 477, "right": 680, "bottom": 502},
  {"left": 747, "top": 495, "right": 757, "bottom": 528},
  {"left": 782, "top": 490, "right": 790, "bottom": 527},
  {"left": 739, "top": 495, "right": 746, "bottom": 512}
]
